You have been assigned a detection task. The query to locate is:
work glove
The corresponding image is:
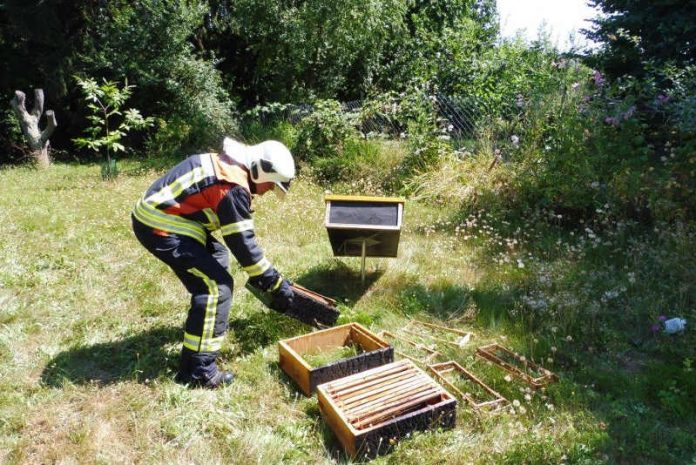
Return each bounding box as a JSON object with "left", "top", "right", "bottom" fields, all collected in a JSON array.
[{"left": 269, "top": 278, "right": 294, "bottom": 313}]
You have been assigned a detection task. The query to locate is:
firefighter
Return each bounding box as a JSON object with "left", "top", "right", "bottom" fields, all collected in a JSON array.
[{"left": 132, "top": 137, "right": 295, "bottom": 388}]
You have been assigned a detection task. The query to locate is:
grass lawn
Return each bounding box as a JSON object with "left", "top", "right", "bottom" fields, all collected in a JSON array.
[{"left": 0, "top": 160, "right": 694, "bottom": 464}]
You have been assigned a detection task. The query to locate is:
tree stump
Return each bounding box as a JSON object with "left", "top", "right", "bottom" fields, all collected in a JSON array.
[{"left": 10, "top": 89, "right": 57, "bottom": 168}]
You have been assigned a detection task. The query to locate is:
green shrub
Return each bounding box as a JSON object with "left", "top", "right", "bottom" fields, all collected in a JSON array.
[{"left": 294, "top": 100, "right": 358, "bottom": 162}]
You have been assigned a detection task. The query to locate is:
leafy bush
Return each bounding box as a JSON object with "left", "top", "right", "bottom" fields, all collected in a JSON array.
[
  {"left": 159, "top": 54, "right": 238, "bottom": 152},
  {"left": 0, "top": 108, "right": 26, "bottom": 164},
  {"left": 85, "top": 0, "right": 237, "bottom": 156},
  {"left": 294, "top": 100, "right": 358, "bottom": 161}
]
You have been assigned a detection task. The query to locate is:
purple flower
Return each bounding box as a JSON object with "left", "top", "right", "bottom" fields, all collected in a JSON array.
[
  {"left": 658, "top": 315, "right": 667, "bottom": 322},
  {"left": 592, "top": 70, "right": 605, "bottom": 87},
  {"left": 622, "top": 106, "right": 636, "bottom": 120},
  {"left": 604, "top": 116, "right": 619, "bottom": 126},
  {"left": 651, "top": 324, "right": 661, "bottom": 333}
]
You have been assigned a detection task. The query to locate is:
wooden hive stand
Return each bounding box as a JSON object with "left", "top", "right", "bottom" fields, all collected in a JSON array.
[
  {"left": 279, "top": 323, "right": 393, "bottom": 396},
  {"left": 317, "top": 359, "right": 457, "bottom": 458}
]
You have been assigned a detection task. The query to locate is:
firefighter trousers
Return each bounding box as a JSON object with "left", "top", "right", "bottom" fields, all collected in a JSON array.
[{"left": 132, "top": 217, "right": 232, "bottom": 380}]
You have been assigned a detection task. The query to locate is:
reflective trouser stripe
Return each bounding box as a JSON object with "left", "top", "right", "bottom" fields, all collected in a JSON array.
[
  {"left": 242, "top": 257, "right": 271, "bottom": 277},
  {"left": 220, "top": 219, "right": 254, "bottom": 236},
  {"left": 202, "top": 208, "right": 221, "bottom": 231},
  {"left": 186, "top": 268, "right": 220, "bottom": 352},
  {"left": 183, "top": 331, "right": 224, "bottom": 353},
  {"left": 133, "top": 199, "right": 207, "bottom": 245},
  {"left": 270, "top": 276, "right": 283, "bottom": 291}
]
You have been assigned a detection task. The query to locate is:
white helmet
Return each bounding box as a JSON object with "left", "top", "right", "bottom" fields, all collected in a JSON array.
[{"left": 223, "top": 138, "right": 296, "bottom": 196}]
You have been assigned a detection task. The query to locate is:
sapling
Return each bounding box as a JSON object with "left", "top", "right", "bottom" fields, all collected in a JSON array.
[{"left": 73, "top": 77, "right": 153, "bottom": 179}]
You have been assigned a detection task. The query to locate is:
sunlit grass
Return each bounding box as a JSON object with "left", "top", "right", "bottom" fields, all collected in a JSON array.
[{"left": 0, "top": 159, "right": 693, "bottom": 464}]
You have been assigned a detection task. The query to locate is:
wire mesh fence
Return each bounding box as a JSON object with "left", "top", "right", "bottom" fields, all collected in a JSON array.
[{"left": 243, "top": 94, "right": 491, "bottom": 142}]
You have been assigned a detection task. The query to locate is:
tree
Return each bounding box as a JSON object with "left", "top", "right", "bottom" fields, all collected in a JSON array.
[
  {"left": 10, "top": 89, "right": 57, "bottom": 168},
  {"left": 585, "top": 0, "right": 696, "bottom": 79},
  {"left": 82, "top": 0, "right": 237, "bottom": 153}
]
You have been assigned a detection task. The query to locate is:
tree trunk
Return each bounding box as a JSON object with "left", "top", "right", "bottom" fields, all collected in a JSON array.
[{"left": 10, "top": 89, "right": 57, "bottom": 168}]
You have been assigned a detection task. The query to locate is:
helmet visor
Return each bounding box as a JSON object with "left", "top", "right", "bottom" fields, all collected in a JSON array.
[{"left": 276, "top": 180, "right": 291, "bottom": 193}]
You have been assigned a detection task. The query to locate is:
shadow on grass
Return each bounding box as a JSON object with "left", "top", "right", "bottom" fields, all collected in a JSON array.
[
  {"left": 397, "top": 282, "right": 478, "bottom": 321},
  {"left": 294, "top": 260, "right": 384, "bottom": 304},
  {"left": 228, "top": 310, "right": 308, "bottom": 356},
  {"left": 41, "top": 326, "right": 181, "bottom": 386}
]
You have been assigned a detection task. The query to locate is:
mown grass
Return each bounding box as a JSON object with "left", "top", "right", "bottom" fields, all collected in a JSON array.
[{"left": 0, "top": 158, "right": 694, "bottom": 465}]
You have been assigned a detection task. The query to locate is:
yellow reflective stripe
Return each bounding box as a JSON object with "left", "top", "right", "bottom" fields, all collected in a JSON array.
[
  {"left": 145, "top": 155, "right": 216, "bottom": 206},
  {"left": 187, "top": 268, "right": 219, "bottom": 353},
  {"left": 202, "top": 208, "right": 221, "bottom": 231},
  {"left": 183, "top": 332, "right": 224, "bottom": 352},
  {"left": 220, "top": 219, "right": 254, "bottom": 236},
  {"left": 271, "top": 277, "right": 283, "bottom": 291},
  {"left": 133, "top": 199, "right": 207, "bottom": 244},
  {"left": 242, "top": 257, "right": 271, "bottom": 277},
  {"left": 200, "top": 336, "right": 224, "bottom": 352},
  {"left": 183, "top": 332, "right": 201, "bottom": 351}
]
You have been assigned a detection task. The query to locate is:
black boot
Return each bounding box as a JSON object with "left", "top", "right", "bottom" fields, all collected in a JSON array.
[{"left": 175, "top": 348, "right": 234, "bottom": 389}]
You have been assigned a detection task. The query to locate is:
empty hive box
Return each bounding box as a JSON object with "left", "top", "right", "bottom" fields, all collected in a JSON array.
[
  {"left": 324, "top": 195, "right": 405, "bottom": 257},
  {"left": 317, "top": 359, "right": 457, "bottom": 458},
  {"left": 278, "top": 323, "right": 393, "bottom": 396}
]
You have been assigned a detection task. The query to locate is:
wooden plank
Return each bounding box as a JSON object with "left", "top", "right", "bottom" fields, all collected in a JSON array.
[
  {"left": 328, "top": 364, "right": 410, "bottom": 395},
  {"left": 403, "top": 328, "right": 470, "bottom": 349},
  {"left": 325, "top": 360, "right": 411, "bottom": 392},
  {"left": 413, "top": 319, "right": 472, "bottom": 337},
  {"left": 350, "top": 325, "right": 390, "bottom": 351},
  {"left": 352, "top": 391, "right": 443, "bottom": 429},
  {"left": 428, "top": 361, "right": 508, "bottom": 409},
  {"left": 476, "top": 343, "right": 557, "bottom": 388},
  {"left": 292, "top": 283, "right": 337, "bottom": 306},
  {"left": 380, "top": 330, "right": 439, "bottom": 356},
  {"left": 345, "top": 381, "right": 436, "bottom": 418},
  {"left": 287, "top": 327, "right": 351, "bottom": 355},
  {"left": 349, "top": 386, "right": 440, "bottom": 425},
  {"left": 334, "top": 371, "right": 415, "bottom": 401},
  {"left": 278, "top": 341, "right": 311, "bottom": 395},
  {"left": 350, "top": 382, "right": 439, "bottom": 419},
  {"left": 317, "top": 385, "right": 359, "bottom": 456},
  {"left": 340, "top": 375, "right": 428, "bottom": 410},
  {"left": 325, "top": 194, "right": 405, "bottom": 204}
]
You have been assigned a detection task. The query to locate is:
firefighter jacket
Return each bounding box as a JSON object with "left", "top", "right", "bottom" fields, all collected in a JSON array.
[{"left": 132, "top": 152, "right": 281, "bottom": 291}]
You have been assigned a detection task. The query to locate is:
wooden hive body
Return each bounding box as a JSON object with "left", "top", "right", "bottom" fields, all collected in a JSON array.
[
  {"left": 279, "top": 323, "right": 393, "bottom": 396},
  {"left": 317, "top": 359, "right": 457, "bottom": 458}
]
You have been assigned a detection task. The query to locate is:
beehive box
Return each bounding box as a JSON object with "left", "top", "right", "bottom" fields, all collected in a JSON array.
[
  {"left": 317, "top": 359, "right": 457, "bottom": 458},
  {"left": 279, "top": 323, "right": 393, "bottom": 396},
  {"left": 324, "top": 195, "right": 405, "bottom": 257}
]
